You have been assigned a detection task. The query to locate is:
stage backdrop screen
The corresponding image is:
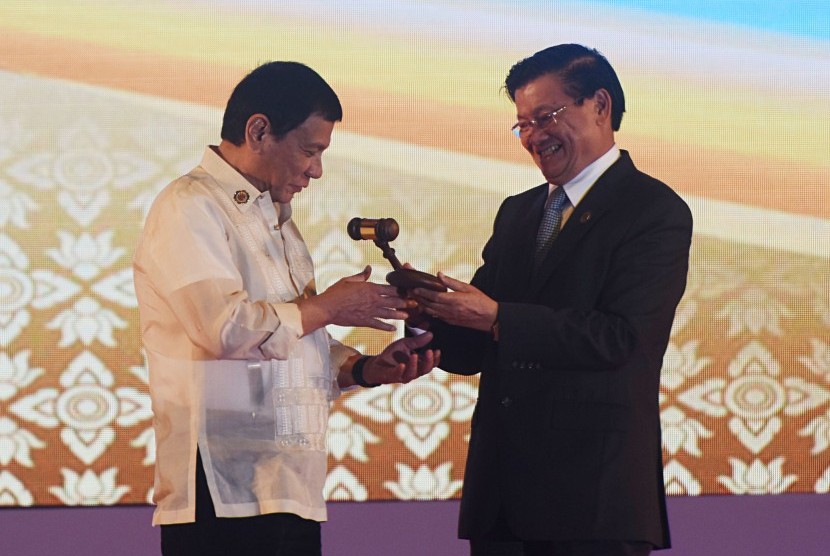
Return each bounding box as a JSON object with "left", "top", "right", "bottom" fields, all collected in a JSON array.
[{"left": 0, "top": 0, "right": 828, "bottom": 506}]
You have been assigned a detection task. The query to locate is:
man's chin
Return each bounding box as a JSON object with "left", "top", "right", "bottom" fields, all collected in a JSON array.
[
  {"left": 539, "top": 164, "right": 570, "bottom": 186},
  {"left": 273, "top": 192, "right": 295, "bottom": 204}
]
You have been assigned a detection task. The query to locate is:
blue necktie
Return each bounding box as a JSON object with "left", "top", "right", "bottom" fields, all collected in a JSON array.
[{"left": 534, "top": 187, "right": 568, "bottom": 266}]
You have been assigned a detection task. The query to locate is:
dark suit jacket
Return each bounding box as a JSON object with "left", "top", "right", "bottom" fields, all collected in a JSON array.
[{"left": 430, "top": 151, "right": 692, "bottom": 548}]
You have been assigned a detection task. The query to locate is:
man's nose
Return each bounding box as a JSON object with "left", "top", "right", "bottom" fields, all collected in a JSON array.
[
  {"left": 306, "top": 158, "right": 323, "bottom": 179},
  {"left": 527, "top": 123, "right": 552, "bottom": 144}
]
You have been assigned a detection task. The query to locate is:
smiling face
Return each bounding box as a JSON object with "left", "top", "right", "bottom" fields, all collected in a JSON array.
[
  {"left": 250, "top": 113, "right": 335, "bottom": 204},
  {"left": 513, "top": 72, "right": 614, "bottom": 185}
]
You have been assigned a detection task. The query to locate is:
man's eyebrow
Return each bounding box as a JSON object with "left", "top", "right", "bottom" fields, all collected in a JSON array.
[{"left": 305, "top": 142, "right": 329, "bottom": 151}]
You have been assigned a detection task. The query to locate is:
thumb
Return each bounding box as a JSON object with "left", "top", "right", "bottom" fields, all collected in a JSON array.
[
  {"left": 343, "top": 265, "right": 372, "bottom": 283},
  {"left": 437, "top": 272, "right": 470, "bottom": 292},
  {"left": 404, "top": 331, "right": 433, "bottom": 349}
]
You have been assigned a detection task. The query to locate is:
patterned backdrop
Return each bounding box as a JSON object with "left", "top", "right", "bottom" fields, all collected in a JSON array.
[{"left": 0, "top": 0, "right": 829, "bottom": 507}]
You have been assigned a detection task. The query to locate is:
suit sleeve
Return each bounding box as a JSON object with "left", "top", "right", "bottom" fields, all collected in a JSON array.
[{"left": 427, "top": 201, "right": 510, "bottom": 375}]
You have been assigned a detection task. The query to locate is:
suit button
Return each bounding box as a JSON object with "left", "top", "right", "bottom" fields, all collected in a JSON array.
[{"left": 501, "top": 397, "right": 512, "bottom": 407}]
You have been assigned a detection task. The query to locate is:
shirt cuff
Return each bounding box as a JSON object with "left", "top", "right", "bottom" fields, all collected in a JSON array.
[
  {"left": 330, "top": 342, "right": 361, "bottom": 394},
  {"left": 274, "top": 301, "right": 303, "bottom": 334},
  {"left": 258, "top": 302, "right": 303, "bottom": 359}
]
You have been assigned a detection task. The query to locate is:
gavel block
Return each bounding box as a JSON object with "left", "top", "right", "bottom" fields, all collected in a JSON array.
[{"left": 386, "top": 268, "right": 447, "bottom": 292}]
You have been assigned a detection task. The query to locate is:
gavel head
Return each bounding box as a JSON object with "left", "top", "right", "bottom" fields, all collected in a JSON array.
[{"left": 347, "top": 217, "right": 400, "bottom": 243}]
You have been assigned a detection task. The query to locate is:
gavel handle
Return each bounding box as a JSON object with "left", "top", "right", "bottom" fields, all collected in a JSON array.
[
  {"left": 375, "top": 240, "right": 403, "bottom": 271},
  {"left": 372, "top": 239, "right": 447, "bottom": 292}
]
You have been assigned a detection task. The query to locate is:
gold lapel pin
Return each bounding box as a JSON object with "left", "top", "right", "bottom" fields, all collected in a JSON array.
[
  {"left": 580, "top": 211, "right": 592, "bottom": 223},
  {"left": 234, "top": 190, "right": 250, "bottom": 204}
]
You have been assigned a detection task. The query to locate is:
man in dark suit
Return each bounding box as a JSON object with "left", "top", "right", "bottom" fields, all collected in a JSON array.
[{"left": 411, "top": 44, "right": 693, "bottom": 555}]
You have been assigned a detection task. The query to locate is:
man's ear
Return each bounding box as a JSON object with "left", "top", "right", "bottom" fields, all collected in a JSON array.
[
  {"left": 246, "top": 114, "right": 269, "bottom": 147},
  {"left": 593, "top": 89, "right": 612, "bottom": 125}
]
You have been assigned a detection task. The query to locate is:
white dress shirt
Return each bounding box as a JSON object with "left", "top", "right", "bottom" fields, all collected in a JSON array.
[
  {"left": 551, "top": 144, "right": 621, "bottom": 224},
  {"left": 133, "top": 147, "right": 356, "bottom": 525}
]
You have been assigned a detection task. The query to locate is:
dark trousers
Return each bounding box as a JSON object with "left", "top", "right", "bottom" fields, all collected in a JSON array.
[
  {"left": 470, "top": 539, "right": 652, "bottom": 556},
  {"left": 160, "top": 453, "right": 322, "bottom": 556},
  {"left": 469, "top": 508, "right": 652, "bottom": 556}
]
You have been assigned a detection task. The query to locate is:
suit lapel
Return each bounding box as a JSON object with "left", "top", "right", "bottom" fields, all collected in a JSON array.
[
  {"left": 529, "top": 152, "right": 637, "bottom": 296},
  {"left": 522, "top": 184, "right": 549, "bottom": 249},
  {"left": 490, "top": 184, "right": 547, "bottom": 299}
]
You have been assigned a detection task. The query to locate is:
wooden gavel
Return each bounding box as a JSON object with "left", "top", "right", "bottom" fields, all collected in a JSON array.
[{"left": 347, "top": 217, "right": 447, "bottom": 292}]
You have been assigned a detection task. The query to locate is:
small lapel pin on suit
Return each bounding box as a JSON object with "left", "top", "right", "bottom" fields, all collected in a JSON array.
[
  {"left": 234, "top": 190, "right": 250, "bottom": 204},
  {"left": 580, "top": 211, "right": 592, "bottom": 223}
]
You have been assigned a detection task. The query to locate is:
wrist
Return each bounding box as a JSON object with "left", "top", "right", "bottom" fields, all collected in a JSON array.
[
  {"left": 296, "top": 296, "right": 331, "bottom": 336},
  {"left": 352, "top": 355, "right": 380, "bottom": 388}
]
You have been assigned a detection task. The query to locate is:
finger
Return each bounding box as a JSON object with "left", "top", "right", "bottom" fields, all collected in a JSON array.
[
  {"left": 380, "top": 297, "right": 416, "bottom": 310},
  {"left": 402, "top": 354, "right": 418, "bottom": 383},
  {"left": 383, "top": 309, "right": 410, "bottom": 321},
  {"left": 366, "top": 319, "right": 397, "bottom": 332},
  {"left": 372, "top": 283, "right": 406, "bottom": 297},
  {"left": 404, "top": 331, "right": 433, "bottom": 349},
  {"left": 343, "top": 266, "right": 372, "bottom": 282},
  {"left": 436, "top": 272, "right": 470, "bottom": 292},
  {"left": 408, "top": 288, "right": 446, "bottom": 304},
  {"left": 418, "top": 349, "right": 434, "bottom": 375},
  {"left": 411, "top": 288, "right": 442, "bottom": 302}
]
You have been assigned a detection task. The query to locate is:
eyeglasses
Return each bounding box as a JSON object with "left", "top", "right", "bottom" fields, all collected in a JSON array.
[{"left": 510, "top": 105, "right": 568, "bottom": 138}]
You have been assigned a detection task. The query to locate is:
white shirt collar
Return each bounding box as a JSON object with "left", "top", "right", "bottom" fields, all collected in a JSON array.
[
  {"left": 551, "top": 144, "right": 621, "bottom": 207},
  {"left": 201, "top": 146, "right": 292, "bottom": 223}
]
